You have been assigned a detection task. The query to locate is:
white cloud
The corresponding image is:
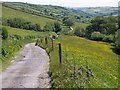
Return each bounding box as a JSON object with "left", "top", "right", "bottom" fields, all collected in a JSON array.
[{"left": 1, "top": 0, "right": 119, "bottom": 7}]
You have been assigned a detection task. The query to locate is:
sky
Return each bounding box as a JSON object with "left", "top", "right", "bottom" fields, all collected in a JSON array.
[{"left": 1, "top": 0, "right": 120, "bottom": 7}]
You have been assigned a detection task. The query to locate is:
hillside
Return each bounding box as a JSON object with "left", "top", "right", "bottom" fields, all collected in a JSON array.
[
  {"left": 2, "top": 6, "right": 88, "bottom": 31},
  {"left": 2, "top": 2, "right": 92, "bottom": 23},
  {"left": 2, "top": 6, "right": 56, "bottom": 28},
  {"left": 3, "top": 2, "right": 118, "bottom": 23},
  {"left": 74, "top": 7, "right": 118, "bottom": 17},
  {"left": 38, "top": 35, "right": 118, "bottom": 88},
  {"left": 1, "top": 1, "right": 119, "bottom": 88},
  {"left": 3, "top": 26, "right": 48, "bottom": 37}
]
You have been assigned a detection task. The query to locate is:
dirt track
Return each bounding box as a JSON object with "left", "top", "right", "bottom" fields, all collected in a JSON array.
[{"left": 1, "top": 43, "right": 50, "bottom": 88}]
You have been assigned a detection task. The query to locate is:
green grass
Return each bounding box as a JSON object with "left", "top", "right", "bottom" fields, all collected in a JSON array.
[
  {"left": 73, "top": 22, "right": 88, "bottom": 29},
  {"left": 1, "top": 38, "right": 34, "bottom": 71},
  {"left": 3, "top": 26, "right": 49, "bottom": 37},
  {"left": 2, "top": 5, "right": 118, "bottom": 88},
  {"left": 38, "top": 35, "right": 118, "bottom": 88},
  {"left": 59, "top": 35, "right": 118, "bottom": 88},
  {"left": 2, "top": 6, "right": 88, "bottom": 30},
  {"left": 2, "top": 6, "right": 56, "bottom": 28}
]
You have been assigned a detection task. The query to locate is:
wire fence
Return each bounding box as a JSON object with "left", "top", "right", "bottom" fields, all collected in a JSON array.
[{"left": 36, "top": 36, "right": 94, "bottom": 88}]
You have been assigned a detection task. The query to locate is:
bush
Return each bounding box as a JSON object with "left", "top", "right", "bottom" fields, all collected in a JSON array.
[
  {"left": 2, "top": 27, "right": 8, "bottom": 39},
  {"left": 91, "top": 32, "right": 104, "bottom": 41},
  {"left": 63, "top": 17, "right": 74, "bottom": 27},
  {"left": 74, "top": 27, "right": 85, "bottom": 37},
  {"left": 13, "top": 35, "right": 22, "bottom": 40},
  {"left": 1, "top": 48, "right": 8, "bottom": 57},
  {"left": 3, "top": 18, "right": 41, "bottom": 32},
  {"left": 102, "top": 35, "right": 114, "bottom": 43},
  {"left": 43, "top": 22, "right": 55, "bottom": 32},
  {"left": 115, "top": 30, "right": 120, "bottom": 50},
  {"left": 54, "top": 21, "right": 62, "bottom": 33}
]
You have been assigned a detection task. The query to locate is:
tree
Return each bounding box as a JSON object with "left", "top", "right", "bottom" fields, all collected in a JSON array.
[
  {"left": 2, "top": 27, "right": 8, "bottom": 39},
  {"left": 86, "top": 16, "right": 118, "bottom": 38},
  {"left": 74, "top": 27, "right": 85, "bottom": 37},
  {"left": 35, "top": 24, "right": 41, "bottom": 31},
  {"left": 54, "top": 21, "right": 62, "bottom": 33},
  {"left": 118, "top": 15, "right": 120, "bottom": 29},
  {"left": 88, "top": 16, "right": 107, "bottom": 34},
  {"left": 115, "top": 29, "right": 120, "bottom": 51},
  {"left": 43, "top": 22, "right": 54, "bottom": 32},
  {"left": 63, "top": 17, "right": 74, "bottom": 27},
  {"left": 5, "top": 18, "right": 41, "bottom": 31},
  {"left": 32, "top": 24, "right": 41, "bottom": 31},
  {"left": 90, "top": 32, "right": 104, "bottom": 41}
]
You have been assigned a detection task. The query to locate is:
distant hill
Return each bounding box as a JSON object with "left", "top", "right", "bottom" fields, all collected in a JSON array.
[
  {"left": 2, "top": 5, "right": 88, "bottom": 32},
  {"left": 2, "top": 2, "right": 92, "bottom": 23},
  {"left": 73, "top": 7, "right": 118, "bottom": 17},
  {"left": 2, "top": 2, "right": 118, "bottom": 23}
]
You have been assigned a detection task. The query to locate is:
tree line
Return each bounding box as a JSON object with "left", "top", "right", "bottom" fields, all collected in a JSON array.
[
  {"left": 2, "top": 18, "right": 41, "bottom": 31},
  {"left": 2, "top": 18, "right": 62, "bottom": 33},
  {"left": 74, "top": 16, "right": 120, "bottom": 53}
]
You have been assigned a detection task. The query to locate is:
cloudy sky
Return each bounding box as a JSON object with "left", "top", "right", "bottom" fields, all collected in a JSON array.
[{"left": 1, "top": 0, "right": 120, "bottom": 7}]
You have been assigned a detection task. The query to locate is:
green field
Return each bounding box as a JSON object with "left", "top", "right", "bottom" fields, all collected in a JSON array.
[
  {"left": 2, "top": 6, "right": 88, "bottom": 30},
  {"left": 3, "top": 26, "right": 48, "bottom": 37},
  {"left": 38, "top": 35, "right": 118, "bottom": 88},
  {"left": 2, "top": 6, "right": 55, "bottom": 28},
  {"left": 2, "top": 5, "right": 118, "bottom": 88},
  {"left": 1, "top": 6, "right": 88, "bottom": 72},
  {"left": 73, "top": 22, "right": 88, "bottom": 29}
]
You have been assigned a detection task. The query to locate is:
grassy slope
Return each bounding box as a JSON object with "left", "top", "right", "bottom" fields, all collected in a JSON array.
[
  {"left": 3, "top": 2, "right": 91, "bottom": 21},
  {"left": 3, "top": 26, "right": 48, "bottom": 37},
  {"left": 49, "top": 35, "right": 118, "bottom": 88},
  {"left": 78, "top": 7, "right": 118, "bottom": 17},
  {"left": 2, "top": 6, "right": 55, "bottom": 28},
  {"left": 73, "top": 22, "right": 88, "bottom": 29},
  {"left": 2, "top": 6, "right": 88, "bottom": 30}
]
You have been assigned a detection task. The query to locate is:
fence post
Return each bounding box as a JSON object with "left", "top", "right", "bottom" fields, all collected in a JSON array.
[
  {"left": 45, "top": 37, "right": 48, "bottom": 45},
  {"left": 52, "top": 39, "right": 54, "bottom": 50},
  {"left": 59, "top": 43, "right": 62, "bottom": 64},
  {"left": 40, "top": 38, "right": 43, "bottom": 43},
  {"left": 35, "top": 39, "right": 39, "bottom": 46}
]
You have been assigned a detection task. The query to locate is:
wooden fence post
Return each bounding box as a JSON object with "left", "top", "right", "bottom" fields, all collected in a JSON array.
[
  {"left": 52, "top": 39, "right": 54, "bottom": 50},
  {"left": 40, "top": 38, "right": 43, "bottom": 43},
  {"left": 45, "top": 37, "right": 48, "bottom": 45},
  {"left": 35, "top": 39, "right": 39, "bottom": 46},
  {"left": 59, "top": 43, "right": 62, "bottom": 64}
]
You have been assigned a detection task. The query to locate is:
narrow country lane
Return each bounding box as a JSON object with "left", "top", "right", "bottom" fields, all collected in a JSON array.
[{"left": 0, "top": 43, "right": 50, "bottom": 88}]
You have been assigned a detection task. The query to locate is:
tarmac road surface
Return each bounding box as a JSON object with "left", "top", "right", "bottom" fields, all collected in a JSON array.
[{"left": 1, "top": 43, "right": 50, "bottom": 88}]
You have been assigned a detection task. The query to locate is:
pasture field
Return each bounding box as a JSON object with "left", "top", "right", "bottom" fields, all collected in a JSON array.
[
  {"left": 73, "top": 22, "right": 88, "bottom": 29},
  {"left": 38, "top": 35, "right": 118, "bottom": 88},
  {"left": 2, "top": 6, "right": 88, "bottom": 30},
  {"left": 3, "top": 26, "right": 49, "bottom": 37},
  {"left": 2, "top": 5, "right": 118, "bottom": 88},
  {"left": 2, "top": 6, "right": 55, "bottom": 28}
]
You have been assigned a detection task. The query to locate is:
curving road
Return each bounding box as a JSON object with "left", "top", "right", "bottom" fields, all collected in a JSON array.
[{"left": 1, "top": 43, "right": 50, "bottom": 88}]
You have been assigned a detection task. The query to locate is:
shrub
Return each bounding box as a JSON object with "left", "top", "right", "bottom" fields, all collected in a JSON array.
[
  {"left": 2, "top": 27, "right": 8, "bottom": 39},
  {"left": 115, "top": 30, "right": 120, "bottom": 50},
  {"left": 63, "top": 17, "right": 74, "bottom": 27},
  {"left": 74, "top": 27, "right": 85, "bottom": 37},
  {"left": 54, "top": 21, "right": 62, "bottom": 33},
  {"left": 1, "top": 48, "right": 8, "bottom": 57},
  {"left": 13, "top": 35, "right": 22, "bottom": 40},
  {"left": 43, "top": 22, "right": 55, "bottom": 32},
  {"left": 91, "top": 32, "right": 104, "bottom": 41},
  {"left": 102, "top": 35, "right": 114, "bottom": 43}
]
